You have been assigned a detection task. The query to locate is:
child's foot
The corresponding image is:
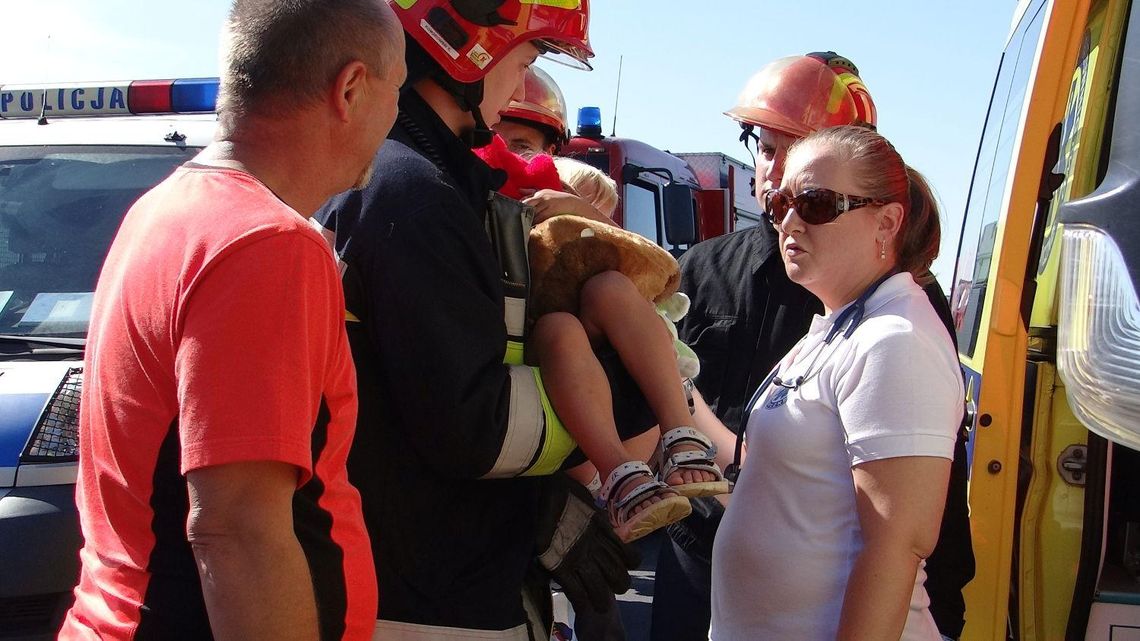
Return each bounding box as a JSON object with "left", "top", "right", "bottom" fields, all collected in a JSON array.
[
  {"left": 601, "top": 461, "right": 692, "bottom": 543},
  {"left": 658, "top": 427, "right": 732, "bottom": 498}
]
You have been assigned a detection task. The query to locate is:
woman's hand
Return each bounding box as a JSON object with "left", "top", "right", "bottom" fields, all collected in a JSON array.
[
  {"left": 524, "top": 189, "right": 618, "bottom": 227},
  {"left": 837, "top": 455, "right": 951, "bottom": 641}
]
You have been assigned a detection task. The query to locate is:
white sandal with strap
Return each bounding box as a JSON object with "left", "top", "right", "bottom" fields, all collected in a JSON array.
[
  {"left": 658, "top": 427, "right": 732, "bottom": 498},
  {"left": 601, "top": 461, "right": 692, "bottom": 543}
]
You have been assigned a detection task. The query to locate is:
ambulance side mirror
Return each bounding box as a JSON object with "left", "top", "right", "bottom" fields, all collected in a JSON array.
[{"left": 662, "top": 183, "right": 697, "bottom": 246}]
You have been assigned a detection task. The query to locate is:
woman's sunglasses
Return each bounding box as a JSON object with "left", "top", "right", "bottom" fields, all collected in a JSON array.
[{"left": 762, "top": 188, "right": 886, "bottom": 226}]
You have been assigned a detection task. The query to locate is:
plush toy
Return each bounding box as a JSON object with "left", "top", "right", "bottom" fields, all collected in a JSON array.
[
  {"left": 475, "top": 135, "right": 699, "bottom": 377},
  {"left": 527, "top": 214, "right": 679, "bottom": 315},
  {"left": 475, "top": 134, "right": 563, "bottom": 200}
]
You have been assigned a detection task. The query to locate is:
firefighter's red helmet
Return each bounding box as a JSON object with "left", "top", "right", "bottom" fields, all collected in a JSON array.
[
  {"left": 501, "top": 66, "right": 569, "bottom": 142},
  {"left": 725, "top": 53, "right": 875, "bottom": 138},
  {"left": 388, "top": 0, "right": 593, "bottom": 84}
]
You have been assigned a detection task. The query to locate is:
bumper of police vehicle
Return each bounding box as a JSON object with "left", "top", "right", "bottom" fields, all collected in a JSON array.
[
  {"left": 0, "top": 484, "right": 81, "bottom": 640},
  {"left": 0, "top": 363, "right": 84, "bottom": 640}
]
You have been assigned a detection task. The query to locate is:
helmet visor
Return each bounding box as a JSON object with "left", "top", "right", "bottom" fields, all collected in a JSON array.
[{"left": 536, "top": 39, "right": 593, "bottom": 71}]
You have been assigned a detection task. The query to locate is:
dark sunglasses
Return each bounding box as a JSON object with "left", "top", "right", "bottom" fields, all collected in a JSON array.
[{"left": 762, "top": 188, "right": 886, "bottom": 226}]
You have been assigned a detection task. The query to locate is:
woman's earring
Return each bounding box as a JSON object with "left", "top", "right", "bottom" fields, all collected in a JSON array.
[{"left": 879, "top": 239, "right": 887, "bottom": 260}]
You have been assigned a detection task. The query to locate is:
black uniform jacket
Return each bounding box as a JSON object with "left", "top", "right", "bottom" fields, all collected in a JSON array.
[{"left": 316, "top": 91, "right": 544, "bottom": 631}]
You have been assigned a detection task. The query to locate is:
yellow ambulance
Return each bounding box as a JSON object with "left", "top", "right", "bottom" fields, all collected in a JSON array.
[{"left": 952, "top": 0, "right": 1140, "bottom": 638}]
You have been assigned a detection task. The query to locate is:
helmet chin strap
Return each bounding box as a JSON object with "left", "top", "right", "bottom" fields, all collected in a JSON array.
[
  {"left": 431, "top": 66, "right": 495, "bottom": 148},
  {"left": 739, "top": 123, "right": 758, "bottom": 170},
  {"left": 465, "top": 100, "right": 496, "bottom": 149}
]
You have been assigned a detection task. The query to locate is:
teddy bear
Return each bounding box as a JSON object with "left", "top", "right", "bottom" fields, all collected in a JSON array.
[{"left": 474, "top": 135, "right": 700, "bottom": 378}]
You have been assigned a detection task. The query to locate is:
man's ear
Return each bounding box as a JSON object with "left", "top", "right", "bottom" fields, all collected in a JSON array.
[{"left": 331, "top": 60, "right": 370, "bottom": 123}]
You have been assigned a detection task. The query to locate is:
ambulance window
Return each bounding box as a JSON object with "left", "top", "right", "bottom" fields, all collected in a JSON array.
[
  {"left": 950, "top": 1, "right": 1046, "bottom": 358},
  {"left": 624, "top": 181, "right": 661, "bottom": 245}
]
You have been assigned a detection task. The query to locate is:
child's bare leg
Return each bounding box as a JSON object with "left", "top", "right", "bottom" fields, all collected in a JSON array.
[
  {"left": 531, "top": 312, "right": 675, "bottom": 510},
  {"left": 625, "top": 427, "right": 662, "bottom": 464},
  {"left": 567, "top": 427, "right": 660, "bottom": 492},
  {"left": 578, "top": 272, "right": 717, "bottom": 487},
  {"left": 564, "top": 461, "right": 600, "bottom": 488}
]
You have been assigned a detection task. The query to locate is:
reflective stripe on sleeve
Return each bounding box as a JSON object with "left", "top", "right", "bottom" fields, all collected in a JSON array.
[
  {"left": 504, "top": 296, "right": 527, "bottom": 342},
  {"left": 521, "top": 367, "right": 575, "bottom": 477},
  {"left": 504, "top": 339, "right": 525, "bottom": 366},
  {"left": 482, "top": 366, "right": 546, "bottom": 478},
  {"left": 481, "top": 366, "right": 576, "bottom": 478},
  {"left": 373, "top": 619, "right": 529, "bottom": 640}
]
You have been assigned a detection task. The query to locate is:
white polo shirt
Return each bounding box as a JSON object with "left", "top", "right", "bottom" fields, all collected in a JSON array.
[{"left": 710, "top": 272, "right": 963, "bottom": 641}]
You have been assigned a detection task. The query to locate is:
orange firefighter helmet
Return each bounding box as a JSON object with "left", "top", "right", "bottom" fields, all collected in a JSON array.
[
  {"left": 725, "top": 52, "right": 876, "bottom": 138},
  {"left": 501, "top": 66, "right": 570, "bottom": 143}
]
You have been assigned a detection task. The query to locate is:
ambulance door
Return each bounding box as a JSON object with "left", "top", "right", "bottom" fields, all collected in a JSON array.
[
  {"left": 1012, "top": 0, "right": 1131, "bottom": 638},
  {"left": 951, "top": 0, "right": 1100, "bottom": 638},
  {"left": 1054, "top": 0, "right": 1140, "bottom": 634}
]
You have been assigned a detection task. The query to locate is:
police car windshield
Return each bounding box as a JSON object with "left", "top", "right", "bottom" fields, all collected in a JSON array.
[{"left": 0, "top": 145, "right": 194, "bottom": 338}]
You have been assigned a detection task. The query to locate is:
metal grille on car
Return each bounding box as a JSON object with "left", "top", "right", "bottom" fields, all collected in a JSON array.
[{"left": 22, "top": 367, "right": 83, "bottom": 461}]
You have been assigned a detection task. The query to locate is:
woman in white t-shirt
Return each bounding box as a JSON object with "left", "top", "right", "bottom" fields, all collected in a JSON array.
[{"left": 710, "top": 125, "right": 964, "bottom": 641}]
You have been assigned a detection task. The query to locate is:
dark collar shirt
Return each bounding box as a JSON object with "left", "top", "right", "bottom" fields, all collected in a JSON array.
[{"left": 677, "top": 224, "right": 821, "bottom": 434}]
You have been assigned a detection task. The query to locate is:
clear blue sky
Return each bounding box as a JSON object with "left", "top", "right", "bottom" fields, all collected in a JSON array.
[{"left": 2, "top": 0, "right": 1017, "bottom": 285}]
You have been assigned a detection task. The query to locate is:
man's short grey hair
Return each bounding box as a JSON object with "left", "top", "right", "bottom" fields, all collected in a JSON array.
[{"left": 218, "top": 0, "right": 402, "bottom": 117}]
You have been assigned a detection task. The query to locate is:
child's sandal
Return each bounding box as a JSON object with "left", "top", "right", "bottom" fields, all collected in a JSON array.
[
  {"left": 601, "top": 461, "right": 692, "bottom": 543},
  {"left": 658, "top": 427, "right": 733, "bottom": 498}
]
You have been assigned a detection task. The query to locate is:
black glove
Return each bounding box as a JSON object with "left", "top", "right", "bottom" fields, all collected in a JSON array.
[{"left": 535, "top": 473, "right": 641, "bottom": 613}]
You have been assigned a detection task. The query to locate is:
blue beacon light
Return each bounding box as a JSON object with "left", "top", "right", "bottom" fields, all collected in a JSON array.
[
  {"left": 577, "top": 106, "right": 603, "bottom": 138},
  {"left": 170, "top": 78, "right": 219, "bottom": 113}
]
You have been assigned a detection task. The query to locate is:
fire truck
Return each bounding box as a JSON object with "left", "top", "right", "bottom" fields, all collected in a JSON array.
[{"left": 560, "top": 106, "right": 760, "bottom": 255}]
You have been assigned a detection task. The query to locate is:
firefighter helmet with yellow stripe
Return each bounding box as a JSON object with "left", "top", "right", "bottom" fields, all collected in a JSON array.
[
  {"left": 805, "top": 51, "right": 877, "bottom": 128},
  {"left": 725, "top": 52, "right": 875, "bottom": 139}
]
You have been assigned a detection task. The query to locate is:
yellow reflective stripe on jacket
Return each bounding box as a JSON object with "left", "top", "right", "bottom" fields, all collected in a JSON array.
[
  {"left": 481, "top": 341, "right": 575, "bottom": 478},
  {"left": 520, "top": 367, "right": 574, "bottom": 477},
  {"left": 504, "top": 339, "right": 525, "bottom": 366}
]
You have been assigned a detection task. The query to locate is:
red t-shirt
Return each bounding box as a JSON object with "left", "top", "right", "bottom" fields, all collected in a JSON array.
[{"left": 59, "top": 164, "right": 376, "bottom": 641}]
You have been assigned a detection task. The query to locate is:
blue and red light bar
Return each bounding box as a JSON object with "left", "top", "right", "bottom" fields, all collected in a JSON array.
[{"left": 0, "top": 78, "right": 218, "bottom": 120}]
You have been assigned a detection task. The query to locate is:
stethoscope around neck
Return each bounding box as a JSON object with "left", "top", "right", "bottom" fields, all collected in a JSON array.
[{"left": 723, "top": 270, "right": 898, "bottom": 484}]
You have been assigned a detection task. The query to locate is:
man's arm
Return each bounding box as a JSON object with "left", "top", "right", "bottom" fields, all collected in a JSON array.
[
  {"left": 186, "top": 461, "right": 318, "bottom": 641},
  {"left": 690, "top": 387, "right": 741, "bottom": 472},
  {"left": 174, "top": 230, "right": 355, "bottom": 635},
  {"left": 347, "top": 188, "right": 564, "bottom": 479}
]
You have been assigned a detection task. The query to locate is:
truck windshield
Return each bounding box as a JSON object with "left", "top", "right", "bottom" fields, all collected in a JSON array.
[{"left": 0, "top": 145, "right": 194, "bottom": 338}]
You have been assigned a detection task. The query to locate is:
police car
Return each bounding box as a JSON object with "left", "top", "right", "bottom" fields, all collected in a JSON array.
[{"left": 0, "top": 79, "right": 217, "bottom": 640}]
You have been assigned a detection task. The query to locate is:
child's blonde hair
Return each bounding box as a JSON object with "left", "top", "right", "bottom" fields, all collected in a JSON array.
[{"left": 553, "top": 156, "right": 619, "bottom": 219}]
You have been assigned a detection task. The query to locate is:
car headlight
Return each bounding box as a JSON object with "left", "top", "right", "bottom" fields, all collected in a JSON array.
[
  {"left": 22, "top": 367, "right": 82, "bottom": 461},
  {"left": 1057, "top": 225, "right": 1140, "bottom": 450}
]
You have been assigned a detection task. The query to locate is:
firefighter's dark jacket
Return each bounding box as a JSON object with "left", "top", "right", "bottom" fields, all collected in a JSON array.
[
  {"left": 316, "top": 90, "right": 554, "bottom": 630},
  {"left": 676, "top": 223, "right": 976, "bottom": 639}
]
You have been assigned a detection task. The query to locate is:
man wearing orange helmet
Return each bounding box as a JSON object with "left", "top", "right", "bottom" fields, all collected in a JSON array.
[
  {"left": 494, "top": 66, "right": 570, "bottom": 156},
  {"left": 315, "top": 2, "right": 642, "bottom": 639},
  {"left": 652, "top": 52, "right": 974, "bottom": 641}
]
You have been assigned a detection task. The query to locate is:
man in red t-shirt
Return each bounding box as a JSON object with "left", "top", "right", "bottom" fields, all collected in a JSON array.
[{"left": 58, "top": 2, "right": 406, "bottom": 640}]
